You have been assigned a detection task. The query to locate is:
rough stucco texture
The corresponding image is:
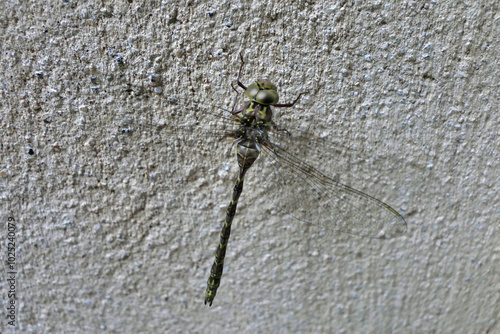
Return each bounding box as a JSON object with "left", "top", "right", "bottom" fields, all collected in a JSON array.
[{"left": 0, "top": 1, "right": 499, "bottom": 333}]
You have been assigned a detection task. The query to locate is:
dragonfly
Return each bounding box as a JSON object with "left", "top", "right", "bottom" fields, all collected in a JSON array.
[{"left": 199, "top": 55, "right": 407, "bottom": 306}]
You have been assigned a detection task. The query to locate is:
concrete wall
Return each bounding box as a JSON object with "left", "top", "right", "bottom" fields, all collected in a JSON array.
[{"left": 1, "top": 0, "right": 498, "bottom": 333}]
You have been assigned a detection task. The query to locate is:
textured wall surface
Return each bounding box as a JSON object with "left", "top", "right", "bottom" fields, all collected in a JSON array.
[{"left": 1, "top": 1, "right": 499, "bottom": 333}]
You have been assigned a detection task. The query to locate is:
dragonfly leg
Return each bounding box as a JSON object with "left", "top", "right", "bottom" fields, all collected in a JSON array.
[
  {"left": 231, "top": 81, "right": 240, "bottom": 93},
  {"left": 236, "top": 52, "right": 248, "bottom": 90},
  {"left": 231, "top": 53, "right": 249, "bottom": 113},
  {"left": 231, "top": 105, "right": 246, "bottom": 115},
  {"left": 271, "top": 121, "right": 291, "bottom": 136},
  {"left": 231, "top": 81, "right": 242, "bottom": 113},
  {"left": 272, "top": 91, "right": 308, "bottom": 108}
]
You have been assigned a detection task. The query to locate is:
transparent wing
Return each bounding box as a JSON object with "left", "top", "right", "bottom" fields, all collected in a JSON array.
[{"left": 257, "top": 135, "right": 407, "bottom": 239}]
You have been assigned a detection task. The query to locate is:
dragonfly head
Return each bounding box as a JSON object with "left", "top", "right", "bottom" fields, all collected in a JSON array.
[{"left": 245, "top": 79, "right": 279, "bottom": 105}]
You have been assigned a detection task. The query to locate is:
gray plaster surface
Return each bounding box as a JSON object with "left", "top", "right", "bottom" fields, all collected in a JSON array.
[{"left": 0, "top": 1, "right": 499, "bottom": 333}]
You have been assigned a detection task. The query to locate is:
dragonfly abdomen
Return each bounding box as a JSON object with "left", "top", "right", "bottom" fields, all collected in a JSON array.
[{"left": 204, "top": 142, "right": 260, "bottom": 306}]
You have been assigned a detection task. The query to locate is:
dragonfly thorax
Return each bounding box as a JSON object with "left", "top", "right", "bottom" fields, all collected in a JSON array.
[{"left": 241, "top": 101, "right": 274, "bottom": 125}]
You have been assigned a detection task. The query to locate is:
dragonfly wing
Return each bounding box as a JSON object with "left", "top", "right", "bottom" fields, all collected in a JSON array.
[{"left": 259, "top": 141, "right": 407, "bottom": 239}]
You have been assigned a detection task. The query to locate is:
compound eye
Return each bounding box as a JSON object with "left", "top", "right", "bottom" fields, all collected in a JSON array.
[
  {"left": 245, "top": 82, "right": 260, "bottom": 100},
  {"left": 256, "top": 89, "right": 279, "bottom": 105},
  {"left": 244, "top": 81, "right": 280, "bottom": 105}
]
